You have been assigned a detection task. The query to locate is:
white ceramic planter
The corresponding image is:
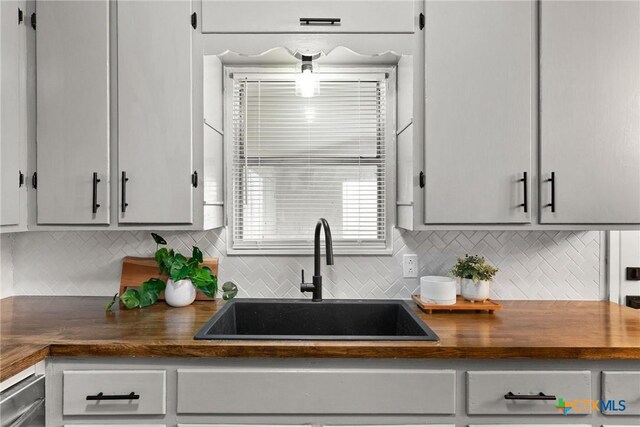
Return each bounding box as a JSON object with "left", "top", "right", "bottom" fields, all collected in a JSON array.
[
  {"left": 164, "top": 278, "right": 197, "bottom": 307},
  {"left": 420, "top": 276, "right": 457, "bottom": 305},
  {"left": 460, "top": 278, "right": 491, "bottom": 302}
]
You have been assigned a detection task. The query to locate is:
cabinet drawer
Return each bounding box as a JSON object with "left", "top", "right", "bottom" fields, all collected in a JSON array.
[
  {"left": 201, "top": 0, "right": 414, "bottom": 33},
  {"left": 602, "top": 371, "right": 640, "bottom": 415},
  {"left": 178, "top": 368, "right": 455, "bottom": 414},
  {"left": 63, "top": 370, "right": 166, "bottom": 416},
  {"left": 467, "top": 371, "right": 591, "bottom": 415}
]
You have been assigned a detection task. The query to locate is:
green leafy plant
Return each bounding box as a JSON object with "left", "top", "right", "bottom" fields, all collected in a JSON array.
[
  {"left": 450, "top": 254, "right": 498, "bottom": 283},
  {"left": 115, "top": 233, "right": 237, "bottom": 310}
]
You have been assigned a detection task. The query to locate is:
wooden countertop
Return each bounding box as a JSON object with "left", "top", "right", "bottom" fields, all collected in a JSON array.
[{"left": 1, "top": 296, "right": 639, "bottom": 381}]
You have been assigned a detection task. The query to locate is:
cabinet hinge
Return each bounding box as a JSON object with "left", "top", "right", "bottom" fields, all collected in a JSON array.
[
  {"left": 191, "top": 12, "right": 197, "bottom": 29},
  {"left": 18, "top": 8, "right": 23, "bottom": 24},
  {"left": 419, "top": 171, "right": 425, "bottom": 188},
  {"left": 18, "top": 171, "right": 24, "bottom": 187},
  {"left": 191, "top": 171, "right": 198, "bottom": 188},
  {"left": 31, "top": 172, "right": 37, "bottom": 189},
  {"left": 419, "top": 13, "right": 425, "bottom": 30},
  {"left": 30, "top": 12, "right": 36, "bottom": 30}
]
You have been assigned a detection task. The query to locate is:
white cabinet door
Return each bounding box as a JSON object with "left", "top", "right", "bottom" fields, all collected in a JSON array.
[
  {"left": 36, "top": 0, "right": 110, "bottom": 224},
  {"left": 201, "top": 0, "right": 414, "bottom": 34},
  {"left": 117, "top": 0, "right": 193, "bottom": 224},
  {"left": 423, "top": 0, "right": 533, "bottom": 224},
  {"left": 1, "top": 0, "right": 25, "bottom": 227},
  {"left": 540, "top": 0, "right": 640, "bottom": 224}
]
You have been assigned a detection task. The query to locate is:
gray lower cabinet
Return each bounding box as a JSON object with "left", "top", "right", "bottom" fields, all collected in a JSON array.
[
  {"left": 601, "top": 371, "right": 640, "bottom": 415},
  {"left": 177, "top": 368, "right": 455, "bottom": 415},
  {"left": 539, "top": 0, "right": 640, "bottom": 224},
  {"left": 46, "top": 359, "right": 640, "bottom": 426},
  {"left": 62, "top": 370, "right": 166, "bottom": 416},
  {"left": 467, "top": 371, "right": 591, "bottom": 415}
]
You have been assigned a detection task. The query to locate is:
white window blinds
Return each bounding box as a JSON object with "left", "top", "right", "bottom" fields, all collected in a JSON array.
[{"left": 231, "top": 72, "right": 388, "bottom": 251}]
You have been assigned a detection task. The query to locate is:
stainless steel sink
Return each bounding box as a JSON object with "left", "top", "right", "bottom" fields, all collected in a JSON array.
[{"left": 194, "top": 299, "right": 439, "bottom": 341}]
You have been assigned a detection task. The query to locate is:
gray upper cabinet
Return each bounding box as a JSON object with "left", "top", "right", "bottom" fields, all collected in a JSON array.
[
  {"left": 540, "top": 0, "right": 640, "bottom": 224},
  {"left": 201, "top": 0, "right": 414, "bottom": 34},
  {"left": 423, "top": 0, "right": 533, "bottom": 224},
  {"left": 117, "top": 0, "right": 193, "bottom": 224},
  {"left": 0, "top": 0, "right": 26, "bottom": 228},
  {"left": 35, "top": 0, "right": 110, "bottom": 225}
]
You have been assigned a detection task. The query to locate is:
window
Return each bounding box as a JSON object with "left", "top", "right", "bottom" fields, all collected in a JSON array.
[{"left": 227, "top": 70, "right": 393, "bottom": 253}]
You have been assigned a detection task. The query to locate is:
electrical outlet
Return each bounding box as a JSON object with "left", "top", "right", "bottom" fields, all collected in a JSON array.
[{"left": 403, "top": 254, "right": 418, "bottom": 278}]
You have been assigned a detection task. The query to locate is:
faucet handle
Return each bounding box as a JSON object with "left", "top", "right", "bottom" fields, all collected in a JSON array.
[{"left": 300, "top": 269, "right": 314, "bottom": 293}]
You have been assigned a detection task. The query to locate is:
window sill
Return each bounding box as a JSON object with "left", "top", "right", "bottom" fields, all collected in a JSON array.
[{"left": 226, "top": 247, "right": 394, "bottom": 256}]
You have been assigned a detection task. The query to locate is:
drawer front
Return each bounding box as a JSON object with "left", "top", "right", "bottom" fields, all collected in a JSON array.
[
  {"left": 602, "top": 371, "right": 640, "bottom": 415},
  {"left": 177, "top": 368, "right": 455, "bottom": 414},
  {"left": 201, "top": 0, "right": 414, "bottom": 33},
  {"left": 467, "top": 371, "right": 591, "bottom": 415},
  {"left": 63, "top": 370, "right": 166, "bottom": 416}
]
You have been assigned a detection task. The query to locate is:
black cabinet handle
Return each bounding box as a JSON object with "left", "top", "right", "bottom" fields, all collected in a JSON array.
[
  {"left": 504, "top": 391, "right": 556, "bottom": 401},
  {"left": 300, "top": 17, "right": 341, "bottom": 26},
  {"left": 519, "top": 171, "right": 528, "bottom": 213},
  {"left": 546, "top": 172, "right": 555, "bottom": 212},
  {"left": 86, "top": 391, "right": 140, "bottom": 401},
  {"left": 18, "top": 171, "right": 24, "bottom": 187},
  {"left": 92, "top": 172, "right": 101, "bottom": 214},
  {"left": 121, "top": 171, "right": 129, "bottom": 213},
  {"left": 192, "top": 171, "right": 198, "bottom": 188}
]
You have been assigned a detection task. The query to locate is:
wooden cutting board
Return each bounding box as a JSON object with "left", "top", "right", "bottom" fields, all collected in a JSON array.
[
  {"left": 412, "top": 294, "right": 502, "bottom": 314},
  {"left": 119, "top": 256, "right": 218, "bottom": 301}
]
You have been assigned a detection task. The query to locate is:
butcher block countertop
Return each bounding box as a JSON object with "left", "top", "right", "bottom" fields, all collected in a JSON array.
[{"left": 1, "top": 296, "right": 639, "bottom": 381}]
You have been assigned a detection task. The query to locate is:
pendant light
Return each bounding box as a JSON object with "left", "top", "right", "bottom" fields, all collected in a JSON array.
[{"left": 295, "top": 55, "right": 320, "bottom": 98}]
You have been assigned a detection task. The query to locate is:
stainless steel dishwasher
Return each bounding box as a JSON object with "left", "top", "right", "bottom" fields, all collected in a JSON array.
[{"left": 0, "top": 374, "right": 45, "bottom": 427}]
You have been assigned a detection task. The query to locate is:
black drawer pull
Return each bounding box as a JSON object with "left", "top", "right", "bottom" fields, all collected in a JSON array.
[
  {"left": 504, "top": 391, "right": 556, "bottom": 401},
  {"left": 300, "top": 17, "right": 341, "bottom": 26},
  {"left": 86, "top": 391, "right": 140, "bottom": 401},
  {"left": 121, "top": 171, "right": 129, "bottom": 213},
  {"left": 519, "top": 171, "right": 528, "bottom": 213},
  {"left": 546, "top": 171, "right": 555, "bottom": 212},
  {"left": 92, "top": 172, "right": 101, "bottom": 214}
]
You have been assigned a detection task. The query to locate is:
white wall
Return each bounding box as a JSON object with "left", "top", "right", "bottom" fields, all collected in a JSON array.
[
  {"left": 9, "top": 229, "right": 604, "bottom": 300},
  {"left": 609, "top": 230, "right": 640, "bottom": 304},
  {"left": 0, "top": 234, "right": 14, "bottom": 298}
]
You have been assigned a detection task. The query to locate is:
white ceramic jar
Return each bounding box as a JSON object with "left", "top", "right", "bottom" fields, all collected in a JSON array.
[
  {"left": 460, "top": 278, "right": 491, "bottom": 302},
  {"left": 164, "top": 278, "right": 197, "bottom": 307},
  {"left": 420, "top": 276, "right": 457, "bottom": 305}
]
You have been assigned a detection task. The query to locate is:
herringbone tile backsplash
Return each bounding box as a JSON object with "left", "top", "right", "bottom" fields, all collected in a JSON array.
[{"left": 4, "top": 229, "right": 604, "bottom": 300}]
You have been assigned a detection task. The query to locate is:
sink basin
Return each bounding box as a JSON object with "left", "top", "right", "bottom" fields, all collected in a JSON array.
[{"left": 194, "top": 299, "right": 439, "bottom": 341}]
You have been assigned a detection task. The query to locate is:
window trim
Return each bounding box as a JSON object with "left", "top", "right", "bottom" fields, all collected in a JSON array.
[{"left": 223, "top": 66, "right": 396, "bottom": 256}]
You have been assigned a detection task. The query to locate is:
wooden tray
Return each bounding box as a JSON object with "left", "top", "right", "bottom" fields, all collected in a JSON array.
[
  {"left": 120, "top": 256, "right": 218, "bottom": 301},
  {"left": 412, "top": 295, "right": 502, "bottom": 314}
]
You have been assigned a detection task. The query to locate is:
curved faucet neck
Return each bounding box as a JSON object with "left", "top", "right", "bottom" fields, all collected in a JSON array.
[{"left": 314, "top": 218, "right": 334, "bottom": 277}]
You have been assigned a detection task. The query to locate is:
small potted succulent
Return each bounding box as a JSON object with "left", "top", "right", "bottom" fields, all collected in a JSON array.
[
  {"left": 450, "top": 254, "right": 498, "bottom": 302},
  {"left": 118, "top": 233, "right": 237, "bottom": 309}
]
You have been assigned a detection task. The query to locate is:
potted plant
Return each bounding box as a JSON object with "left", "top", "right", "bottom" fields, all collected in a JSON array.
[
  {"left": 119, "top": 233, "right": 237, "bottom": 309},
  {"left": 450, "top": 254, "right": 498, "bottom": 302}
]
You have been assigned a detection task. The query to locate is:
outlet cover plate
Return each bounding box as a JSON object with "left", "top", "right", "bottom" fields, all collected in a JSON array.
[{"left": 403, "top": 254, "right": 418, "bottom": 278}]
